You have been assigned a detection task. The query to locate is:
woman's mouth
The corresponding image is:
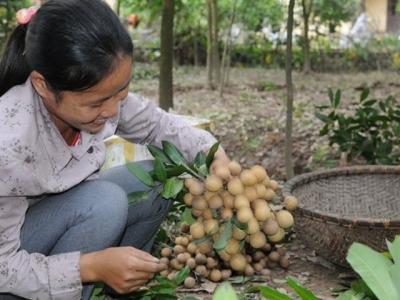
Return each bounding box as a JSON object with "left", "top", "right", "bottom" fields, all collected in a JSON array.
[{"left": 92, "top": 118, "right": 108, "bottom": 126}]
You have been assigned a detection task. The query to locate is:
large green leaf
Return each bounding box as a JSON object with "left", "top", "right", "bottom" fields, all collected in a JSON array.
[
  {"left": 126, "top": 162, "right": 156, "bottom": 187},
  {"left": 182, "top": 207, "right": 196, "bottom": 225},
  {"left": 154, "top": 156, "right": 167, "bottom": 182},
  {"left": 346, "top": 242, "right": 398, "bottom": 300},
  {"left": 206, "top": 141, "right": 221, "bottom": 170},
  {"left": 387, "top": 236, "right": 400, "bottom": 297},
  {"left": 162, "top": 177, "right": 184, "bottom": 199},
  {"left": 127, "top": 190, "right": 153, "bottom": 204},
  {"left": 212, "top": 282, "right": 239, "bottom": 300},
  {"left": 194, "top": 151, "right": 206, "bottom": 167},
  {"left": 213, "top": 220, "right": 232, "bottom": 250},
  {"left": 162, "top": 140, "right": 187, "bottom": 165},
  {"left": 147, "top": 144, "right": 173, "bottom": 164},
  {"left": 286, "top": 277, "right": 319, "bottom": 300},
  {"left": 254, "top": 285, "right": 293, "bottom": 300},
  {"left": 175, "top": 266, "right": 190, "bottom": 285}
]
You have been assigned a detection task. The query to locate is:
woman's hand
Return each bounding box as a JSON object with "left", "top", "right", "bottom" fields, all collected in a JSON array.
[{"left": 80, "top": 247, "right": 167, "bottom": 294}]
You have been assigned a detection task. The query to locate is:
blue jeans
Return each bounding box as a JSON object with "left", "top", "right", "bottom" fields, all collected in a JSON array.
[{"left": 0, "top": 161, "right": 173, "bottom": 300}]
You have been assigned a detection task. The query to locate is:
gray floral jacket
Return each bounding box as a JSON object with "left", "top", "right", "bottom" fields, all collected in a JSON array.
[{"left": 0, "top": 79, "right": 217, "bottom": 299}]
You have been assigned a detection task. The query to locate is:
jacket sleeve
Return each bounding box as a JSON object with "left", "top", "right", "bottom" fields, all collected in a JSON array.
[
  {"left": 0, "top": 196, "right": 83, "bottom": 300},
  {"left": 115, "top": 93, "right": 219, "bottom": 163}
]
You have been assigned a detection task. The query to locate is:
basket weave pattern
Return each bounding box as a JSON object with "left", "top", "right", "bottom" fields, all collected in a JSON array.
[{"left": 282, "top": 166, "right": 400, "bottom": 268}]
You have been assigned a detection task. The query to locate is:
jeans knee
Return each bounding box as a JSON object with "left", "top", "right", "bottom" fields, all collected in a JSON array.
[{"left": 81, "top": 180, "right": 128, "bottom": 234}]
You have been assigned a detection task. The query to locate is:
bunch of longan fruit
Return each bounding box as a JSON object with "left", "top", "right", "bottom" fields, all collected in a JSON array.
[{"left": 160, "top": 160, "right": 298, "bottom": 288}]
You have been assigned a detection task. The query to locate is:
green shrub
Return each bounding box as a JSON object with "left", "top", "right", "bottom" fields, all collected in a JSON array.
[{"left": 315, "top": 88, "right": 400, "bottom": 164}]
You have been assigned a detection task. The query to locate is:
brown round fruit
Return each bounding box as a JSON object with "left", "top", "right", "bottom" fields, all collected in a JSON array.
[
  {"left": 240, "top": 169, "right": 258, "bottom": 186},
  {"left": 205, "top": 175, "right": 223, "bottom": 192},
  {"left": 229, "top": 253, "right": 246, "bottom": 271},
  {"left": 161, "top": 247, "right": 172, "bottom": 257},
  {"left": 227, "top": 177, "right": 244, "bottom": 196},
  {"left": 209, "top": 269, "right": 222, "bottom": 282},
  {"left": 184, "top": 276, "right": 196, "bottom": 288},
  {"left": 275, "top": 210, "right": 294, "bottom": 229},
  {"left": 250, "top": 165, "right": 267, "bottom": 182},
  {"left": 284, "top": 195, "right": 299, "bottom": 211},
  {"left": 228, "top": 160, "right": 242, "bottom": 176}
]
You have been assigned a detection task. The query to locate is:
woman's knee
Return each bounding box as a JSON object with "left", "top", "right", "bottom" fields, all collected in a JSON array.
[{"left": 79, "top": 180, "right": 129, "bottom": 231}]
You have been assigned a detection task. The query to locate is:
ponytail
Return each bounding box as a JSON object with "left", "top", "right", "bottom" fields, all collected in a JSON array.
[{"left": 0, "top": 25, "right": 32, "bottom": 97}]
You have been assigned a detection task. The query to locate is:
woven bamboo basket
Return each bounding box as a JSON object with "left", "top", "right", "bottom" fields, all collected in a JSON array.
[{"left": 282, "top": 165, "right": 400, "bottom": 268}]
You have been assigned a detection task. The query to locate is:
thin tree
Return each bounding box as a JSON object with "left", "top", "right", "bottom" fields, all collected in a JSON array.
[
  {"left": 285, "top": 0, "right": 295, "bottom": 179},
  {"left": 301, "top": 0, "right": 313, "bottom": 74},
  {"left": 159, "top": 0, "right": 175, "bottom": 111},
  {"left": 206, "top": 0, "right": 220, "bottom": 88},
  {"left": 219, "top": 0, "right": 238, "bottom": 97}
]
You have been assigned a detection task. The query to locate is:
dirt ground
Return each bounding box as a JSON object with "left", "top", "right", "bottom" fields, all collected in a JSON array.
[{"left": 132, "top": 66, "right": 400, "bottom": 299}]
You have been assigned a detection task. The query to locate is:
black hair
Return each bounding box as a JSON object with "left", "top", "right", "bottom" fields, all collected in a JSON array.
[{"left": 0, "top": 0, "right": 133, "bottom": 97}]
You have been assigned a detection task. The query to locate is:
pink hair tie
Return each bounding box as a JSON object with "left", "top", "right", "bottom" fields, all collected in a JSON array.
[{"left": 16, "top": 6, "right": 38, "bottom": 25}]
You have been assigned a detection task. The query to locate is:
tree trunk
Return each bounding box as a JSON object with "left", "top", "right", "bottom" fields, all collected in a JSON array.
[
  {"left": 159, "top": 0, "right": 175, "bottom": 111},
  {"left": 211, "top": 0, "right": 220, "bottom": 84},
  {"left": 219, "top": 0, "right": 238, "bottom": 97},
  {"left": 206, "top": 0, "right": 213, "bottom": 88},
  {"left": 301, "top": 0, "right": 313, "bottom": 74},
  {"left": 285, "top": 0, "right": 295, "bottom": 180}
]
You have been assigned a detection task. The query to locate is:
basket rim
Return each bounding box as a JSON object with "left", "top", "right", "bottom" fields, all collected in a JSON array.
[{"left": 282, "top": 165, "right": 400, "bottom": 228}]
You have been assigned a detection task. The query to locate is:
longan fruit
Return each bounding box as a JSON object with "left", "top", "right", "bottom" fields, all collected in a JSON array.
[
  {"left": 240, "top": 169, "right": 257, "bottom": 186},
  {"left": 160, "top": 257, "right": 170, "bottom": 266},
  {"left": 254, "top": 183, "right": 267, "bottom": 199},
  {"left": 197, "top": 238, "right": 213, "bottom": 255},
  {"left": 275, "top": 210, "right": 294, "bottom": 229},
  {"left": 233, "top": 194, "right": 250, "bottom": 210},
  {"left": 180, "top": 222, "right": 190, "bottom": 233},
  {"left": 188, "top": 180, "right": 205, "bottom": 196},
  {"left": 194, "top": 264, "right": 207, "bottom": 276},
  {"left": 218, "top": 250, "right": 232, "bottom": 262},
  {"left": 267, "top": 228, "right": 286, "bottom": 243},
  {"left": 236, "top": 207, "right": 253, "bottom": 223},
  {"left": 225, "top": 238, "right": 240, "bottom": 255},
  {"left": 205, "top": 175, "right": 223, "bottom": 192},
  {"left": 250, "top": 165, "right": 267, "bottom": 182},
  {"left": 176, "top": 253, "right": 187, "bottom": 264},
  {"left": 204, "top": 219, "right": 219, "bottom": 235},
  {"left": 229, "top": 253, "right": 246, "bottom": 271},
  {"left": 243, "top": 186, "right": 258, "bottom": 202},
  {"left": 206, "top": 257, "right": 218, "bottom": 269},
  {"left": 253, "top": 202, "right": 272, "bottom": 222},
  {"left": 214, "top": 165, "right": 231, "bottom": 181},
  {"left": 246, "top": 217, "right": 261, "bottom": 235},
  {"left": 253, "top": 262, "right": 263, "bottom": 273},
  {"left": 187, "top": 242, "right": 197, "bottom": 254},
  {"left": 227, "top": 177, "right": 244, "bottom": 196},
  {"left": 186, "top": 257, "right": 196, "bottom": 269},
  {"left": 161, "top": 247, "right": 172, "bottom": 257},
  {"left": 244, "top": 264, "right": 255, "bottom": 277},
  {"left": 232, "top": 225, "right": 247, "bottom": 240},
  {"left": 195, "top": 253, "right": 207, "bottom": 265},
  {"left": 269, "top": 180, "right": 279, "bottom": 191},
  {"left": 221, "top": 269, "right": 232, "bottom": 280},
  {"left": 228, "top": 160, "right": 242, "bottom": 176},
  {"left": 184, "top": 276, "right": 196, "bottom": 288},
  {"left": 190, "top": 221, "right": 205, "bottom": 239},
  {"left": 191, "top": 208, "right": 203, "bottom": 218},
  {"left": 284, "top": 195, "right": 299, "bottom": 211},
  {"left": 173, "top": 245, "right": 185, "bottom": 255},
  {"left": 202, "top": 207, "right": 215, "bottom": 220},
  {"left": 208, "top": 194, "right": 223, "bottom": 209},
  {"left": 262, "top": 218, "right": 280, "bottom": 236},
  {"left": 279, "top": 257, "right": 290, "bottom": 269},
  {"left": 268, "top": 251, "right": 281, "bottom": 262},
  {"left": 192, "top": 196, "right": 208, "bottom": 211},
  {"left": 183, "top": 193, "right": 193, "bottom": 207},
  {"left": 222, "top": 193, "right": 235, "bottom": 209},
  {"left": 220, "top": 207, "right": 233, "bottom": 220},
  {"left": 249, "top": 231, "right": 267, "bottom": 249},
  {"left": 264, "top": 188, "right": 276, "bottom": 201},
  {"left": 209, "top": 269, "right": 222, "bottom": 282}
]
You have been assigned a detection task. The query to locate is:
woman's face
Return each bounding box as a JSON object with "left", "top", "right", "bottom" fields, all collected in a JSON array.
[{"left": 33, "top": 56, "right": 133, "bottom": 135}]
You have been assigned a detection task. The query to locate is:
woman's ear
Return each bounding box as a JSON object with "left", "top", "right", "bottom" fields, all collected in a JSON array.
[{"left": 30, "top": 71, "right": 55, "bottom": 100}]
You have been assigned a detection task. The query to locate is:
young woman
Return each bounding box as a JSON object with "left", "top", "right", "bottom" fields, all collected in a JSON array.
[{"left": 0, "top": 0, "right": 229, "bottom": 299}]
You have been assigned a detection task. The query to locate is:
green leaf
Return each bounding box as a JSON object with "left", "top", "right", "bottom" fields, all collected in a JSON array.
[
  {"left": 175, "top": 266, "right": 190, "bottom": 285},
  {"left": 334, "top": 89, "right": 341, "bottom": 108},
  {"left": 214, "top": 220, "right": 233, "bottom": 250},
  {"left": 154, "top": 156, "right": 167, "bottom": 182},
  {"left": 162, "top": 177, "right": 184, "bottom": 199},
  {"left": 213, "top": 282, "right": 239, "bottom": 300},
  {"left": 147, "top": 144, "right": 173, "bottom": 164},
  {"left": 165, "top": 165, "right": 187, "bottom": 177},
  {"left": 182, "top": 207, "right": 196, "bottom": 225},
  {"left": 253, "top": 285, "right": 293, "bottom": 300},
  {"left": 346, "top": 242, "right": 399, "bottom": 300},
  {"left": 387, "top": 236, "right": 400, "bottom": 297},
  {"left": 315, "top": 113, "right": 334, "bottom": 123},
  {"left": 194, "top": 151, "right": 207, "bottom": 167},
  {"left": 162, "top": 140, "right": 187, "bottom": 165},
  {"left": 360, "top": 88, "right": 370, "bottom": 102},
  {"left": 127, "top": 190, "right": 153, "bottom": 204},
  {"left": 362, "top": 99, "right": 377, "bottom": 107},
  {"left": 206, "top": 141, "right": 221, "bottom": 170},
  {"left": 286, "top": 277, "right": 318, "bottom": 300},
  {"left": 328, "top": 88, "right": 334, "bottom": 105},
  {"left": 335, "top": 289, "right": 357, "bottom": 300},
  {"left": 126, "top": 162, "right": 156, "bottom": 187}
]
